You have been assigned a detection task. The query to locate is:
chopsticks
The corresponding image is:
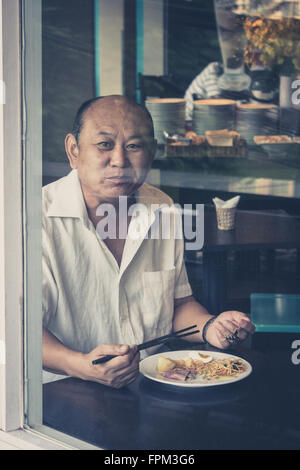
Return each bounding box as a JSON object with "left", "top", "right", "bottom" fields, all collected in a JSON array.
[{"left": 92, "top": 324, "right": 200, "bottom": 365}]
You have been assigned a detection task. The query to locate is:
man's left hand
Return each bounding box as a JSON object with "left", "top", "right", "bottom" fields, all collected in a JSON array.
[{"left": 204, "top": 311, "right": 255, "bottom": 349}]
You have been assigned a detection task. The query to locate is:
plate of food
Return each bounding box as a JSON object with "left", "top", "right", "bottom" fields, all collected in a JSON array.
[
  {"left": 254, "top": 135, "right": 300, "bottom": 160},
  {"left": 139, "top": 350, "right": 252, "bottom": 388}
]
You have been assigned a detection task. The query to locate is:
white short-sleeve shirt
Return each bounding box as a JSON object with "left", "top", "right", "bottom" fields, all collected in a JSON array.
[{"left": 43, "top": 170, "right": 192, "bottom": 381}]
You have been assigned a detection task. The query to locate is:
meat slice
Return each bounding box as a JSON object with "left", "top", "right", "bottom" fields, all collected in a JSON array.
[
  {"left": 162, "top": 368, "right": 196, "bottom": 382},
  {"left": 162, "top": 369, "right": 188, "bottom": 381}
]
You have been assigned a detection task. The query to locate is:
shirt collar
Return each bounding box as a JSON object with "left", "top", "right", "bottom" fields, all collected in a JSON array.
[
  {"left": 46, "top": 169, "right": 90, "bottom": 223},
  {"left": 46, "top": 169, "right": 169, "bottom": 222}
]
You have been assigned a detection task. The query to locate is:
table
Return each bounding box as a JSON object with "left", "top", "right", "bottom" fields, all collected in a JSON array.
[
  {"left": 200, "top": 209, "right": 300, "bottom": 315},
  {"left": 43, "top": 341, "right": 300, "bottom": 450}
]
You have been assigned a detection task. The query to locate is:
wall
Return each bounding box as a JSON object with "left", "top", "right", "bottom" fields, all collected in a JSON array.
[
  {"left": 143, "top": 0, "right": 164, "bottom": 76},
  {"left": 96, "top": 0, "right": 124, "bottom": 96},
  {"left": 167, "top": 0, "right": 220, "bottom": 91},
  {"left": 42, "top": 0, "right": 95, "bottom": 165}
]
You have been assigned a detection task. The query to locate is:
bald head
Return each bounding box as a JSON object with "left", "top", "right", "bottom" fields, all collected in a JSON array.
[{"left": 72, "top": 95, "right": 154, "bottom": 144}]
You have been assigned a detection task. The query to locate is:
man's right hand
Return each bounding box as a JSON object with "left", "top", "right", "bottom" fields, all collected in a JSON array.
[
  {"left": 75, "top": 344, "right": 140, "bottom": 389},
  {"left": 43, "top": 328, "right": 140, "bottom": 389}
]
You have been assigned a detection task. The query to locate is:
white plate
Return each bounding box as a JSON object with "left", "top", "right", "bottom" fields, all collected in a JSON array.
[{"left": 139, "top": 350, "right": 252, "bottom": 388}]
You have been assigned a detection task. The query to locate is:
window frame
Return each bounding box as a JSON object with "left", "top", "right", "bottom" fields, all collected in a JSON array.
[
  {"left": 0, "top": 0, "right": 24, "bottom": 433},
  {"left": 0, "top": 0, "right": 99, "bottom": 450}
]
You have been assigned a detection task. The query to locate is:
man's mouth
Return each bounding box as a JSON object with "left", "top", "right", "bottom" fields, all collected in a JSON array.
[{"left": 105, "top": 175, "right": 132, "bottom": 183}]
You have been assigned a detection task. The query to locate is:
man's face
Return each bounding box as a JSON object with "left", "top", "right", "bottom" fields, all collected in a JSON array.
[{"left": 67, "top": 97, "right": 156, "bottom": 204}]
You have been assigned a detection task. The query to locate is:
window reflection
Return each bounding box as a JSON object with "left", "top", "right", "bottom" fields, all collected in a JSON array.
[{"left": 41, "top": 0, "right": 300, "bottom": 450}]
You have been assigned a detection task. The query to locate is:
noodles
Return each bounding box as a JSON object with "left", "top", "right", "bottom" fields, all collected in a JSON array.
[
  {"left": 157, "top": 356, "right": 246, "bottom": 382},
  {"left": 195, "top": 358, "right": 246, "bottom": 381}
]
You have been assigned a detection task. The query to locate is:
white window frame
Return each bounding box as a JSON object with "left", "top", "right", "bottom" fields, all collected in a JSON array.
[
  {"left": 0, "top": 0, "right": 24, "bottom": 434},
  {"left": 0, "top": 0, "right": 99, "bottom": 450}
]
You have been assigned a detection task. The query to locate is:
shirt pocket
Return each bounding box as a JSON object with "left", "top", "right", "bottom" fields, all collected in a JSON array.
[{"left": 142, "top": 267, "right": 175, "bottom": 337}]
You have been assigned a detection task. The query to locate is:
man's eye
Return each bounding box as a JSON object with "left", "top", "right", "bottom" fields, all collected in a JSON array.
[
  {"left": 97, "top": 141, "right": 112, "bottom": 149},
  {"left": 127, "top": 143, "right": 142, "bottom": 150}
]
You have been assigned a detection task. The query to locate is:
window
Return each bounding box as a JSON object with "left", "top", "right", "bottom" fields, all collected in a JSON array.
[{"left": 1, "top": 0, "right": 300, "bottom": 451}]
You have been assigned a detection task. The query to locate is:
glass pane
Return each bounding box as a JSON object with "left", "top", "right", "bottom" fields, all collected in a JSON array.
[
  {"left": 42, "top": 0, "right": 95, "bottom": 186},
  {"left": 24, "top": 0, "right": 300, "bottom": 450}
]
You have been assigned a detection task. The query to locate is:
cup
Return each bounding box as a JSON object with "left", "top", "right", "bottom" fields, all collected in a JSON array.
[{"left": 216, "top": 206, "right": 237, "bottom": 230}]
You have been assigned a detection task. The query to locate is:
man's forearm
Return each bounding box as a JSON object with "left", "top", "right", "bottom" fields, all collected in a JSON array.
[
  {"left": 173, "top": 296, "right": 214, "bottom": 343},
  {"left": 43, "top": 327, "right": 83, "bottom": 377}
]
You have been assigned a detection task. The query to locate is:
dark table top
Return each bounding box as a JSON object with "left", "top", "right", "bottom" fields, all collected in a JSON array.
[
  {"left": 203, "top": 209, "right": 300, "bottom": 251},
  {"left": 43, "top": 341, "right": 300, "bottom": 450}
]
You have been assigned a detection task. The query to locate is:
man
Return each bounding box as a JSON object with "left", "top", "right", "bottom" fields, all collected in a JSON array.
[
  {"left": 184, "top": 62, "right": 223, "bottom": 121},
  {"left": 184, "top": 61, "right": 252, "bottom": 123},
  {"left": 43, "top": 95, "right": 255, "bottom": 388}
]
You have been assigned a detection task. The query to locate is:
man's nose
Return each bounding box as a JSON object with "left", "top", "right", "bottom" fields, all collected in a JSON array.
[{"left": 109, "top": 145, "right": 128, "bottom": 167}]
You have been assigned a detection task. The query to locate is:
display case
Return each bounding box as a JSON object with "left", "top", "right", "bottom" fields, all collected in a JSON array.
[
  {"left": 42, "top": 1, "right": 300, "bottom": 187},
  {"left": 145, "top": 1, "right": 300, "bottom": 184}
]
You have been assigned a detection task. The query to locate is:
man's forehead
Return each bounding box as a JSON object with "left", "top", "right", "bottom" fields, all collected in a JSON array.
[{"left": 85, "top": 98, "right": 153, "bottom": 136}]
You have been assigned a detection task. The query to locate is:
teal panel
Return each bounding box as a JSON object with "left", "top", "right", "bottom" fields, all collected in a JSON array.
[{"left": 251, "top": 293, "right": 300, "bottom": 333}]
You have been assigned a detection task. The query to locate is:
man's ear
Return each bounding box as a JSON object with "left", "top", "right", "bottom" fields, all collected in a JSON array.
[{"left": 65, "top": 133, "right": 80, "bottom": 169}]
